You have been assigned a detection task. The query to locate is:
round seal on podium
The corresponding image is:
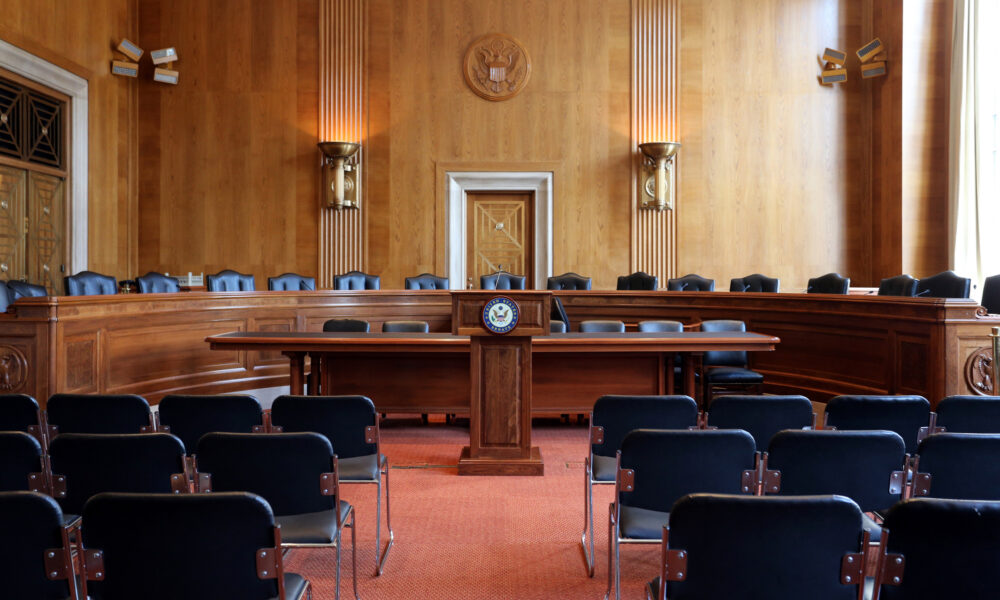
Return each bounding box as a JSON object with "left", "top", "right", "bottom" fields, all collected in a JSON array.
[{"left": 482, "top": 296, "right": 520, "bottom": 334}]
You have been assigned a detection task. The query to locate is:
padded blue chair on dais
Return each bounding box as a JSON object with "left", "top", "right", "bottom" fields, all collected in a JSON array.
[
  {"left": 982, "top": 274, "right": 1000, "bottom": 314},
  {"left": 268, "top": 273, "right": 316, "bottom": 291},
  {"left": 207, "top": 269, "right": 256, "bottom": 292},
  {"left": 7, "top": 280, "right": 48, "bottom": 300},
  {"left": 382, "top": 320, "right": 429, "bottom": 333},
  {"left": 617, "top": 271, "right": 658, "bottom": 291},
  {"left": 547, "top": 272, "right": 592, "bottom": 290},
  {"left": 914, "top": 270, "right": 971, "bottom": 299},
  {"left": 323, "top": 319, "right": 371, "bottom": 333},
  {"left": 136, "top": 271, "right": 180, "bottom": 293},
  {"left": 667, "top": 274, "right": 714, "bottom": 292},
  {"left": 481, "top": 272, "right": 527, "bottom": 290},
  {"left": 878, "top": 274, "right": 918, "bottom": 297},
  {"left": 404, "top": 273, "right": 449, "bottom": 290},
  {"left": 807, "top": 272, "right": 850, "bottom": 294},
  {"left": 65, "top": 271, "right": 118, "bottom": 296},
  {"left": 334, "top": 271, "right": 380, "bottom": 290},
  {"left": 729, "top": 273, "right": 779, "bottom": 293}
]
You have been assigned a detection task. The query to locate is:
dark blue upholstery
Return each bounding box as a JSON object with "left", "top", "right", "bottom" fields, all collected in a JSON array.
[
  {"left": 579, "top": 320, "right": 625, "bottom": 333},
  {"left": 915, "top": 270, "right": 971, "bottom": 299},
  {"left": 481, "top": 273, "right": 526, "bottom": 290},
  {"left": 616, "top": 271, "right": 658, "bottom": 291},
  {"left": 551, "top": 296, "right": 570, "bottom": 331},
  {"left": 136, "top": 271, "right": 180, "bottom": 293},
  {"left": 46, "top": 393, "right": 153, "bottom": 435},
  {"left": 0, "top": 283, "right": 10, "bottom": 312},
  {"left": 382, "top": 320, "right": 429, "bottom": 332},
  {"left": 323, "top": 318, "right": 370, "bottom": 332},
  {"left": 914, "top": 433, "right": 1000, "bottom": 500},
  {"left": 206, "top": 269, "right": 256, "bottom": 292},
  {"left": 0, "top": 393, "right": 41, "bottom": 436},
  {"left": 6, "top": 280, "right": 47, "bottom": 301},
  {"left": 878, "top": 274, "right": 918, "bottom": 297},
  {"left": 591, "top": 395, "right": 699, "bottom": 460},
  {"left": 550, "top": 320, "right": 567, "bottom": 333},
  {"left": 156, "top": 394, "right": 264, "bottom": 452},
  {"left": 807, "top": 272, "right": 850, "bottom": 294},
  {"left": 706, "top": 394, "right": 814, "bottom": 451},
  {"left": 936, "top": 395, "right": 1000, "bottom": 433},
  {"left": 547, "top": 272, "right": 592, "bottom": 290},
  {"left": 824, "top": 394, "right": 930, "bottom": 454},
  {"left": 268, "top": 273, "right": 316, "bottom": 291},
  {"left": 65, "top": 271, "right": 117, "bottom": 296},
  {"left": 729, "top": 274, "right": 779, "bottom": 293},
  {"left": 637, "top": 320, "right": 683, "bottom": 333},
  {"left": 667, "top": 274, "right": 715, "bottom": 291},
  {"left": 271, "top": 395, "right": 376, "bottom": 460},
  {"left": 405, "top": 273, "right": 449, "bottom": 290},
  {"left": 983, "top": 274, "right": 1000, "bottom": 314},
  {"left": 333, "top": 270, "right": 380, "bottom": 290},
  {"left": 0, "top": 491, "right": 76, "bottom": 600},
  {"left": 0, "top": 431, "right": 42, "bottom": 492}
]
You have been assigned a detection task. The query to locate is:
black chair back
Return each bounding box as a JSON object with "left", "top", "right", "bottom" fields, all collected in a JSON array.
[
  {"left": 481, "top": 273, "right": 526, "bottom": 290},
  {"left": 7, "top": 280, "right": 48, "bottom": 300},
  {"left": 579, "top": 320, "right": 625, "bottom": 333},
  {"left": 46, "top": 393, "right": 153, "bottom": 435},
  {"left": 591, "top": 395, "right": 699, "bottom": 459},
  {"left": 547, "top": 272, "right": 592, "bottom": 290},
  {"left": 706, "top": 395, "right": 813, "bottom": 451},
  {"left": 333, "top": 270, "right": 380, "bottom": 290},
  {"left": 0, "top": 491, "right": 76, "bottom": 600},
  {"left": 878, "top": 274, "right": 918, "bottom": 296},
  {"left": 82, "top": 491, "right": 289, "bottom": 600},
  {"left": 983, "top": 274, "right": 1000, "bottom": 314},
  {"left": 637, "top": 320, "right": 683, "bottom": 333},
  {"left": 49, "top": 433, "right": 187, "bottom": 515},
  {"left": 936, "top": 395, "right": 1000, "bottom": 433},
  {"left": 382, "top": 320, "right": 429, "bottom": 332},
  {"left": 0, "top": 431, "right": 43, "bottom": 492},
  {"left": 196, "top": 432, "right": 334, "bottom": 516},
  {"left": 65, "top": 271, "right": 117, "bottom": 296},
  {"left": 700, "top": 319, "right": 748, "bottom": 367},
  {"left": 914, "top": 433, "right": 1000, "bottom": 500},
  {"left": 729, "top": 273, "right": 779, "bottom": 292},
  {"left": 765, "top": 429, "right": 905, "bottom": 511},
  {"left": 665, "top": 494, "right": 864, "bottom": 600},
  {"left": 271, "top": 395, "right": 376, "bottom": 459},
  {"left": 323, "top": 318, "right": 371, "bottom": 332},
  {"left": 667, "top": 273, "right": 714, "bottom": 291},
  {"left": 551, "top": 296, "right": 570, "bottom": 330},
  {"left": 807, "top": 272, "right": 850, "bottom": 294},
  {"left": 616, "top": 271, "right": 658, "bottom": 291},
  {"left": 0, "top": 393, "right": 41, "bottom": 436},
  {"left": 136, "top": 272, "right": 180, "bottom": 293},
  {"left": 914, "top": 270, "right": 971, "bottom": 299},
  {"left": 156, "top": 394, "right": 264, "bottom": 452},
  {"left": 206, "top": 269, "right": 255, "bottom": 292},
  {"left": 824, "top": 394, "right": 930, "bottom": 454},
  {"left": 405, "top": 273, "right": 449, "bottom": 290},
  {"left": 268, "top": 273, "right": 316, "bottom": 291}
]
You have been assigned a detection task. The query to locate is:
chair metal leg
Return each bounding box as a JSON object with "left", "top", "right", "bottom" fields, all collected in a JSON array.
[
  {"left": 580, "top": 460, "right": 596, "bottom": 577},
  {"left": 350, "top": 509, "right": 360, "bottom": 600},
  {"left": 376, "top": 458, "right": 395, "bottom": 575},
  {"left": 604, "top": 503, "right": 617, "bottom": 600},
  {"left": 335, "top": 529, "right": 342, "bottom": 600}
]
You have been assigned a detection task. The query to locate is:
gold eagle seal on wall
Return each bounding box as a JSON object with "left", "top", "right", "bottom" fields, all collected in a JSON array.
[{"left": 463, "top": 33, "right": 531, "bottom": 101}]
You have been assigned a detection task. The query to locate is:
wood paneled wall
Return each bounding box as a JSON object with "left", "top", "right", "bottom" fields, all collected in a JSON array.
[
  {"left": 1, "top": 0, "right": 137, "bottom": 277},
  {"left": 136, "top": 0, "right": 319, "bottom": 284}
]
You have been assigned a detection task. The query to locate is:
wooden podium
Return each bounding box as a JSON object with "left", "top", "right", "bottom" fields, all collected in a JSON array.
[{"left": 452, "top": 290, "right": 551, "bottom": 476}]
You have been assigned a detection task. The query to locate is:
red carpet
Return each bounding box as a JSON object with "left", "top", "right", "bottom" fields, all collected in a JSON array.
[{"left": 284, "top": 417, "right": 656, "bottom": 599}]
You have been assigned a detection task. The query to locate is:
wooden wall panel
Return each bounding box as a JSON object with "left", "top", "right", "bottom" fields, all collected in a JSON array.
[
  {"left": 136, "top": 0, "right": 319, "bottom": 285},
  {"left": 1, "top": 0, "right": 137, "bottom": 278}
]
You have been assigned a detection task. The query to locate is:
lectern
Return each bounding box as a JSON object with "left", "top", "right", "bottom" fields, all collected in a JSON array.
[{"left": 451, "top": 290, "right": 551, "bottom": 475}]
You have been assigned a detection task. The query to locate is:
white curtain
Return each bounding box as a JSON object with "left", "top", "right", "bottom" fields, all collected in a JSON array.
[{"left": 950, "top": 0, "right": 1000, "bottom": 298}]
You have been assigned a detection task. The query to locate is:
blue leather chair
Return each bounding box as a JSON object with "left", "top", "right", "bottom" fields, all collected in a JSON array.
[
  {"left": 65, "top": 271, "right": 117, "bottom": 296},
  {"left": 405, "top": 273, "right": 449, "bottom": 290},
  {"left": 668, "top": 274, "right": 715, "bottom": 291},
  {"left": 616, "top": 271, "right": 658, "bottom": 291},
  {"left": 206, "top": 270, "right": 255, "bottom": 292},
  {"left": 6, "top": 281, "right": 47, "bottom": 301},
  {"left": 268, "top": 273, "right": 316, "bottom": 291},
  {"left": 915, "top": 270, "right": 971, "bottom": 299},
  {"left": 547, "top": 272, "right": 592, "bottom": 290},
  {"left": 481, "top": 273, "right": 526, "bottom": 290},
  {"left": 878, "top": 274, "right": 918, "bottom": 297},
  {"left": 730, "top": 274, "right": 779, "bottom": 293},
  {"left": 334, "top": 271, "right": 380, "bottom": 290},
  {"left": 136, "top": 272, "right": 180, "bottom": 293},
  {"left": 807, "top": 272, "right": 850, "bottom": 294}
]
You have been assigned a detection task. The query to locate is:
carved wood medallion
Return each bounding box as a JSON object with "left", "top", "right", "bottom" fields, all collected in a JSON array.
[
  {"left": 0, "top": 344, "right": 28, "bottom": 392},
  {"left": 965, "top": 347, "right": 994, "bottom": 395},
  {"left": 463, "top": 33, "right": 532, "bottom": 102}
]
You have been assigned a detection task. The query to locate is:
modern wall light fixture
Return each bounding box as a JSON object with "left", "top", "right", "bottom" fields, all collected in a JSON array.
[
  {"left": 318, "top": 142, "right": 360, "bottom": 210},
  {"left": 638, "top": 142, "right": 681, "bottom": 211},
  {"left": 111, "top": 39, "right": 142, "bottom": 78},
  {"left": 151, "top": 47, "right": 179, "bottom": 85}
]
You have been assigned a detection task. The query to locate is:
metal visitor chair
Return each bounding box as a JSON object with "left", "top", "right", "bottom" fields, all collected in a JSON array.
[
  {"left": 910, "top": 433, "right": 1000, "bottom": 500},
  {"left": 823, "top": 395, "right": 932, "bottom": 454},
  {"left": 934, "top": 395, "right": 1000, "bottom": 433},
  {"left": 156, "top": 394, "right": 266, "bottom": 453},
  {"left": 0, "top": 393, "right": 46, "bottom": 448},
  {"left": 704, "top": 394, "right": 814, "bottom": 451},
  {"left": 0, "top": 431, "right": 46, "bottom": 494},
  {"left": 0, "top": 491, "right": 80, "bottom": 600},
  {"left": 45, "top": 393, "right": 155, "bottom": 436}
]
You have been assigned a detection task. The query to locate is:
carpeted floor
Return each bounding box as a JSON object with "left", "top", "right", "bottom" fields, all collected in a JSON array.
[{"left": 284, "top": 417, "right": 657, "bottom": 599}]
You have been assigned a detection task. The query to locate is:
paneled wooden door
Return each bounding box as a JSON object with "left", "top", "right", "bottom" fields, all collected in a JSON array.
[{"left": 466, "top": 191, "right": 534, "bottom": 289}]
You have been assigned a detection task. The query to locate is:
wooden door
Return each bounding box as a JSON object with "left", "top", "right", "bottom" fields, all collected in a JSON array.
[
  {"left": 466, "top": 191, "right": 534, "bottom": 289},
  {"left": 0, "top": 165, "right": 26, "bottom": 282},
  {"left": 28, "top": 172, "right": 65, "bottom": 293}
]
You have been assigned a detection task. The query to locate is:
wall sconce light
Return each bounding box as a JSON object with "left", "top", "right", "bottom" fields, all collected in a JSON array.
[
  {"left": 151, "top": 47, "right": 180, "bottom": 85},
  {"left": 638, "top": 142, "right": 681, "bottom": 211},
  {"left": 318, "top": 142, "right": 360, "bottom": 210},
  {"left": 111, "top": 39, "right": 142, "bottom": 78}
]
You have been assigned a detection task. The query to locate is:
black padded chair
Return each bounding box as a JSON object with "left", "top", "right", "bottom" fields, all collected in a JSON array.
[
  {"left": 48, "top": 433, "right": 188, "bottom": 518},
  {"left": 617, "top": 271, "right": 658, "bottom": 291},
  {"left": 382, "top": 320, "right": 429, "bottom": 333},
  {"left": 207, "top": 269, "right": 256, "bottom": 292},
  {"left": 607, "top": 429, "right": 756, "bottom": 600},
  {"left": 807, "top": 272, "right": 850, "bottom": 294},
  {"left": 268, "top": 273, "right": 317, "bottom": 291},
  {"left": 579, "top": 320, "right": 625, "bottom": 333},
  {"left": 46, "top": 393, "right": 154, "bottom": 436},
  {"left": 7, "top": 280, "right": 48, "bottom": 300},
  {"left": 156, "top": 394, "right": 265, "bottom": 453},
  {"left": 333, "top": 271, "right": 380, "bottom": 290},
  {"left": 649, "top": 494, "right": 867, "bottom": 600},
  {"left": 551, "top": 296, "right": 571, "bottom": 331},
  {"left": 0, "top": 431, "right": 45, "bottom": 493},
  {"left": 80, "top": 491, "right": 310, "bottom": 600},
  {"left": 547, "top": 272, "right": 592, "bottom": 290},
  {"left": 982, "top": 274, "right": 1000, "bottom": 314},
  {"left": 637, "top": 320, "right": 683, "bottom": 333},
  {"left": 823, "top": 395, "right": 931, "bottom": 454},
  {"left": 705, "top": 394, "right": 814, "bottom": 452},
  {"left": 65, "top": 271, "right": 118, "bottom": 296},
  {"left": 667, "top": 274, "right": 715, "bottom": 292},
  {"left": 550, "top": 320, "right": 567, "bottom": 333},
  {"left": 195, "top": 432, "right": 357, "bottom": 600},
  {"left": 581, "top": 395, "right": 698, "bottom": 577},
  {"left": 878, "top": 274, "right": 918, "bottom": 297},
  {"left": 875, "top": 498, "right": 1000, "bottom": 600},
  {"left": 0, "top": 393, "right": 45, "bottom": 446},
  {"left": 935, "top": 395, "right": 1000, "bottom": 433},
  {"left": 910, "top": 433, "right": 1000, "bottom": 500},
  {"left": 136, "top": 271, "right": 180, "bottom": 293},
  {"left": 914, "top": 270, "right": 971, "bottom": 299},
  {"left": 764, "top": 429, "right": 907, "bottom": 542},
  {"left": 404, "top": 273, "right": 449, "bottom": 290},
  {"left": 729, "top": 273, "right": 780, "bottom": 293},
  {"left": 271, "top": 394, "right": 393, "bottom": 575},
  {"left": 480, "top": 272, "right": 526, "bottom": 290},
  {"left": 0, "top": 491, "right": 79, "bottom": 600},
  {"left": 700, "top": 320, "right": 764, "bottom": 406},
  {"left": 323, "top": 319, "right": 371, "bottom": 333}
]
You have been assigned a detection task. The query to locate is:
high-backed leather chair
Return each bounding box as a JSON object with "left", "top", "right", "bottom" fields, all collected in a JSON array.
[
  {"left": 65, "top": 271, "right": 117, "bottom": 296},
  {"left": 206, "top": 269, "right": 255, "bottom": 292},
  {"left": 6, "top": 281, "right": 47, "bottom": 301},
  {"left": 552, "top": 296, "right": 571, "bottom": 331},
  {"left": 915, "top": 270, "right": 971, "bottom": 299},
  {"left": 323, "top": 319, "right": 371, "bottom": 332},
  {"left": 806, "top": 272, "right": 850, "bottom": 294},
  {"left": 334, "top": 270, "right": 380, "bottom": 290},
  {"left": 668, "top": 273, "right": 715, "bottom": 291},
  {"left": 405, "top": 273, "right": 449, "bottom": 290},
  {"left": 878, "top": 274, "right": 918, "bottom": 297},
  {"left": 268, "top": 273, "right": 316, "bottom": 291},
  {"left": 730, "top": 274, "right": 779, "bottom": 293},
  {"left": 136, "top": 271, "right": 180, "bottom": 293},
  {"left": 616, "top": 271, "right": 657, "bottom": 291},
  {"left": 481, "top": 273, "right": 526, "bottom": 290},
  {"left": 547, "top": 272, "right": 592, "bottom": 290},
  {"left": 700, "top": 320, "right": 764, "bottom": 405}
]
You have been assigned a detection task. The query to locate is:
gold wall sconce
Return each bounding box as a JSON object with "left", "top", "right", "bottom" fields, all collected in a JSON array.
[
  {"left": 638, "top": 142, "right": 681, "bottom": 211},
  {"left": 318, "top": 141, "right": 360, "bottom": 210}
]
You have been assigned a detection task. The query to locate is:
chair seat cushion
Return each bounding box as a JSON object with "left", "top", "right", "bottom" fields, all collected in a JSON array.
[
  {"left": 275, "top": 501, "right": 352, "bottom": 544},
  {"left": 338, "top": 453, "right": 385, "bottom": 481},
  {"left": 274, "top": 573, "right": 310, "bottom": 600},
  {"left": 620, "top": 504, "right": 669, "bottom": 540},
  {"left": 862, "top": 512, "right": 882, "bottom": 542},
  {"left": 706, "top": 367, "right": 764, "bottom": 384},
  {"left": 592, "top": 455, "right": 617, "bottom": 482}
]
